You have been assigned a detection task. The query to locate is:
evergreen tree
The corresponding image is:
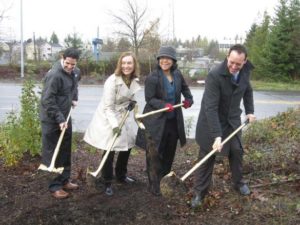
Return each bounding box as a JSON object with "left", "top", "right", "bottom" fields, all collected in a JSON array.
[
  {"left": 244, "top": 23, "right": 257, "bottom": 57},
  {"left": 117, "top": 38, "right": 131, "bottom": 52},
  {"left": 265, "top": 0, "right": 294, "bottom": 81},
  {"left": 64, "top": 32, "right": 84, "bottom": 49},
  {"left": 50, "top": 32, "right": 59, "bottom": 44},
  {"left": 247, "top": 12, "right": 271, "bottom": 80},
  {"left": 101, "top": 38, "right": 116, "bottom": 52},
  {"left": 288, "top": 0, "right": 300, "bottom": 80},
  {"left": 206, "top": 40, "right": 219, "bottom": 59}
]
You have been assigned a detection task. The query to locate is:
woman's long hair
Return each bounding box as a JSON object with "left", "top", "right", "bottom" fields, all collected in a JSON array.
[
  {"left": 156, "top": 58, "right": 178, "bottom": 72},
  {"left": 114, "top": 52, "right": 140, "bottom": 78}
]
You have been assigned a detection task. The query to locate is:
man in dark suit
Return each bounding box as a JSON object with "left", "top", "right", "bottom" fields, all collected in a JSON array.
[{"left": 191, "top": 44, "right": 256, "bottom": 208}]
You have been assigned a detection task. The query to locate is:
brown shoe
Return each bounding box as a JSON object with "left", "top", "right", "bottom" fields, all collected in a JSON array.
[
  {"left": 51, "top": 189, "right": 69, "bottom": 199},
  {"left": 63, "top": 182, "right": 79, "bottom": 190}
]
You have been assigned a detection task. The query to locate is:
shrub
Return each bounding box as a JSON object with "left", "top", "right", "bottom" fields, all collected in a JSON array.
[
  {"left": 243, "top": 107, "right": 300, "bottom": 172},
  {"left": 0, "top": 78, "right": 41, "bottom": 166}
]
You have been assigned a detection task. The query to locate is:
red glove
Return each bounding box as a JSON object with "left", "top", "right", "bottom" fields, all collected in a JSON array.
[
  {"left": 182, "top": 99, "right": 191, "bottom": 109},
  {"left": 165, "top": 103, "right": 174, "bottom": 112}
]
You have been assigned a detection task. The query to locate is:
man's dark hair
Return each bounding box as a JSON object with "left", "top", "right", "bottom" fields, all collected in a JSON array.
[
  {"left": 228, "top": 44, "right": 248, "bottom": 58},
  {"left": 63, "top": 48, "right": 81, "bottom": 60}
]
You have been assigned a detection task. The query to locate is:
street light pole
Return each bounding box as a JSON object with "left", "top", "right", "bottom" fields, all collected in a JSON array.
[{"left": 20, "top": 0, "right": 24, "bottom": 78}]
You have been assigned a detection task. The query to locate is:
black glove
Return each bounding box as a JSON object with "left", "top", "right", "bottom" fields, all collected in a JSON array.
[
  {"left": 127, "top": 100, "right": 137, "bottom": 111},
  {"left": 113, "top": 127, "right": 121, "bottom": 137}
]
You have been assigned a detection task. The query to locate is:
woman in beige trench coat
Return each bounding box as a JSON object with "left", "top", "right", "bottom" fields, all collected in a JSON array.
[{"left": 84, "top": 52, "right": 141, "bottom": 196}]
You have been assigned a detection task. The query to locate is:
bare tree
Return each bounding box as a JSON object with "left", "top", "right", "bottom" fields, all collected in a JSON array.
[
  {"left": 142, "top": 18, "right": 161, "bottom": 56},
  {"left": 0, "top": 1, "right": 13, "bottom": 58},
  {"left": 0, "top": 1, "right": 12, "bottom": 24},
  {"left": 111, "top": 0, "right": 159, "bottom": 57}
]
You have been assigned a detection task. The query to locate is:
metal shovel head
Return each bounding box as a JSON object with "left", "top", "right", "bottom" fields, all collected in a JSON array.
[
  {"left": 88, "top": 110, "right": 130, "bottom": 178},
  {"left": 160, "top": 171, "right": 187, "bottom": 198},
  {"left": 35, "top": 166, "right": 60, "bottom": 182},
  {"left": 38, "top": 163, "right": 64, "bottom": 174},
  {"left": 86, "top": 167, "right": 96, "bottom": 185},
  {"left": 133, "top": 105, "right": 145, "bottom": 129}
]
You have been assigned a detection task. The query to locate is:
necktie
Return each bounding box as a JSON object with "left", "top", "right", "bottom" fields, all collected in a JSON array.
[{"left": 232, "top": 73, "right": 239, "bottom": 82}]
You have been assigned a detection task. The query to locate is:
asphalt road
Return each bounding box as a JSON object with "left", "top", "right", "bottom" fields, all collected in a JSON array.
[{"left": 0, "top": 83, "right": 299, "bottom": 138}]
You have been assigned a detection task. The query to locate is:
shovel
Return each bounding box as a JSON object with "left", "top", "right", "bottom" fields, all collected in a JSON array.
[
  {"left": 87, "top": 104, "right": 133, "bottom": 178},
  {"left": 38, "top": 108, "right": 72, "bottom": 174},
  {"left": 134, "top": 103, "right": 184, "bottom": 129},
  {"left": 160, "top": 119, "right": 250, "bottom": 197}
]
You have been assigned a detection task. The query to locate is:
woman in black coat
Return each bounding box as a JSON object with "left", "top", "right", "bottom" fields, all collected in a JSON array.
[{"left": 136, "top": 46, "right": 193, "bottom": 195}]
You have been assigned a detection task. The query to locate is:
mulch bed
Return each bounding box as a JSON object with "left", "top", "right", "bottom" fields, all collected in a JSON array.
[{"left": 1, "top": 138, "right": 300, "bottom": 225}]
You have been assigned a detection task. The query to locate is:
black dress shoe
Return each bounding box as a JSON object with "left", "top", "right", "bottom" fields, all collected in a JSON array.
[
  {"left": 117, "top": 176, "right": 136, "bottom": 184},
  {"left": 105, "top": 185, "right": 113, "bottom": 196},
  {"left": 191, "top": 193, "right": 203, "bottom": 208}
]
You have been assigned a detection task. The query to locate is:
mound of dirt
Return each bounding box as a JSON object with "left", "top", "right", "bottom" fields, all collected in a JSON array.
[{"left": 1, "top": 136, "right": 299, "bottom": 225}]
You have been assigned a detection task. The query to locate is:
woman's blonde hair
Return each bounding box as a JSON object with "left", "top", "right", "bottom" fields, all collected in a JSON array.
[{"left": 114, "top": 52, "right": 140, "bottom": 78}]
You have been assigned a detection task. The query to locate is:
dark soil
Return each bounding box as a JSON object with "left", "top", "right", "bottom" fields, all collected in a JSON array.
[{"left": 1, "top": 137, "right": 299, "bottom": 225}]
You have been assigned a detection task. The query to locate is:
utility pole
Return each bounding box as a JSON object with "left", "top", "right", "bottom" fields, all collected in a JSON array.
[
  {"left": 92, "top": 26, "right": 103, "bottom": 62},
  {"left": 172, "top": 0, "right": 175, "bottom": 40},
  {"left": 20, "top": 0, "right": 24, "bottom": 78},
  {"left": 97, "top": 26, "right": 100, "bottom": 62},
  {"left": 33, "top": 32, "right": 37, "bottom": 62}
]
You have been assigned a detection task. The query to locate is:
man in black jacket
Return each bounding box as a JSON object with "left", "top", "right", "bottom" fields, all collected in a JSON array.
[
  {"left": 40, "top": 47, "right": 81, "bottom": 199},
  {"left": 191, "top": 44, "right": 256, "bottom": 208}
]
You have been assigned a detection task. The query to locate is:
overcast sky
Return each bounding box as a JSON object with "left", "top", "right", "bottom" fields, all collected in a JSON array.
[{"left": 2, "top": 0, "right": 278, "bottom": 43}]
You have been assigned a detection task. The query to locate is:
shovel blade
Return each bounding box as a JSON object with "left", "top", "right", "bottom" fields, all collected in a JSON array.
[
  {"left": 160, "top": 171, "right": 187, "bottom": 198},
  {"left": 86, "top": 167, "right": 98, "bottom": 191},
  {"left": 38, "top": 164, "right": 64, "bottom": 174}
]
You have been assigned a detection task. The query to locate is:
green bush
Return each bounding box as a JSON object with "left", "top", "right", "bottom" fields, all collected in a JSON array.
[
  {"left": 0, "top": 78, "right": 41, "bottom": 166},
  {"left": 0, "top": 111, "right": 24, "bottom": 165},
  {"left": 243, "top": 107, "right": 300, "bottom": 172}
]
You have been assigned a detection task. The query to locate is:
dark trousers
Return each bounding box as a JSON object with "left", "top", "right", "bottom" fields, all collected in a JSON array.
[
  {"left": 158, "top": 118, "right": 179, "bottom": 177},
  {"left": 101, "top": 149, "right": 132, "bottom": 184},
  {"left": 41, "top": 121, "right": 72, "bottom": 192},
  {"left": 193, "top": 135, "right": 244, "bottom": 197}
]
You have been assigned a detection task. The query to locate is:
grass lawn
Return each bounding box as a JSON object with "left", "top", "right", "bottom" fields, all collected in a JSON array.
[{"left": 251, "top": 80, "right": 300, "bottom": 91}]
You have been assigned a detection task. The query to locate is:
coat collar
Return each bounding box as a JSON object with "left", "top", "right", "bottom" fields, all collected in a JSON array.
[
  {"left": 215, "top": 59, "right": 254, "bottom": 88},
  {"left": 157, "top": 69, "right": 181, "bottom": 101},
  {"left": 219, "top": 58, "right": 254, "bottom": 77},
  {"left": 115, "top": 74, "right": 141, "bottom": 95}
]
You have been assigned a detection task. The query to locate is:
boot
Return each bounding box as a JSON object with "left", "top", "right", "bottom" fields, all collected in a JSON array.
[{"left": 191, "top": 192, "right": 203, "bottom": 208}]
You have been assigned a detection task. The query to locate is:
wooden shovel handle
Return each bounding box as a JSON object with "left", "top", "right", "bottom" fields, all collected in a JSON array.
[
  {"left": 136, "top": 103, "right": 184, "bottom": 119},
  {"left": 89, "top": 109, "right": 131, "bottom": 177},
  {"left": 48, "top": 108, "right": 73, "bottom": 170},
  {"left": 180, "top": 119, "right": 249, "bottom": 181},
  {"left": 38, "top": 108, "right": 73, "bottom": 174}
]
